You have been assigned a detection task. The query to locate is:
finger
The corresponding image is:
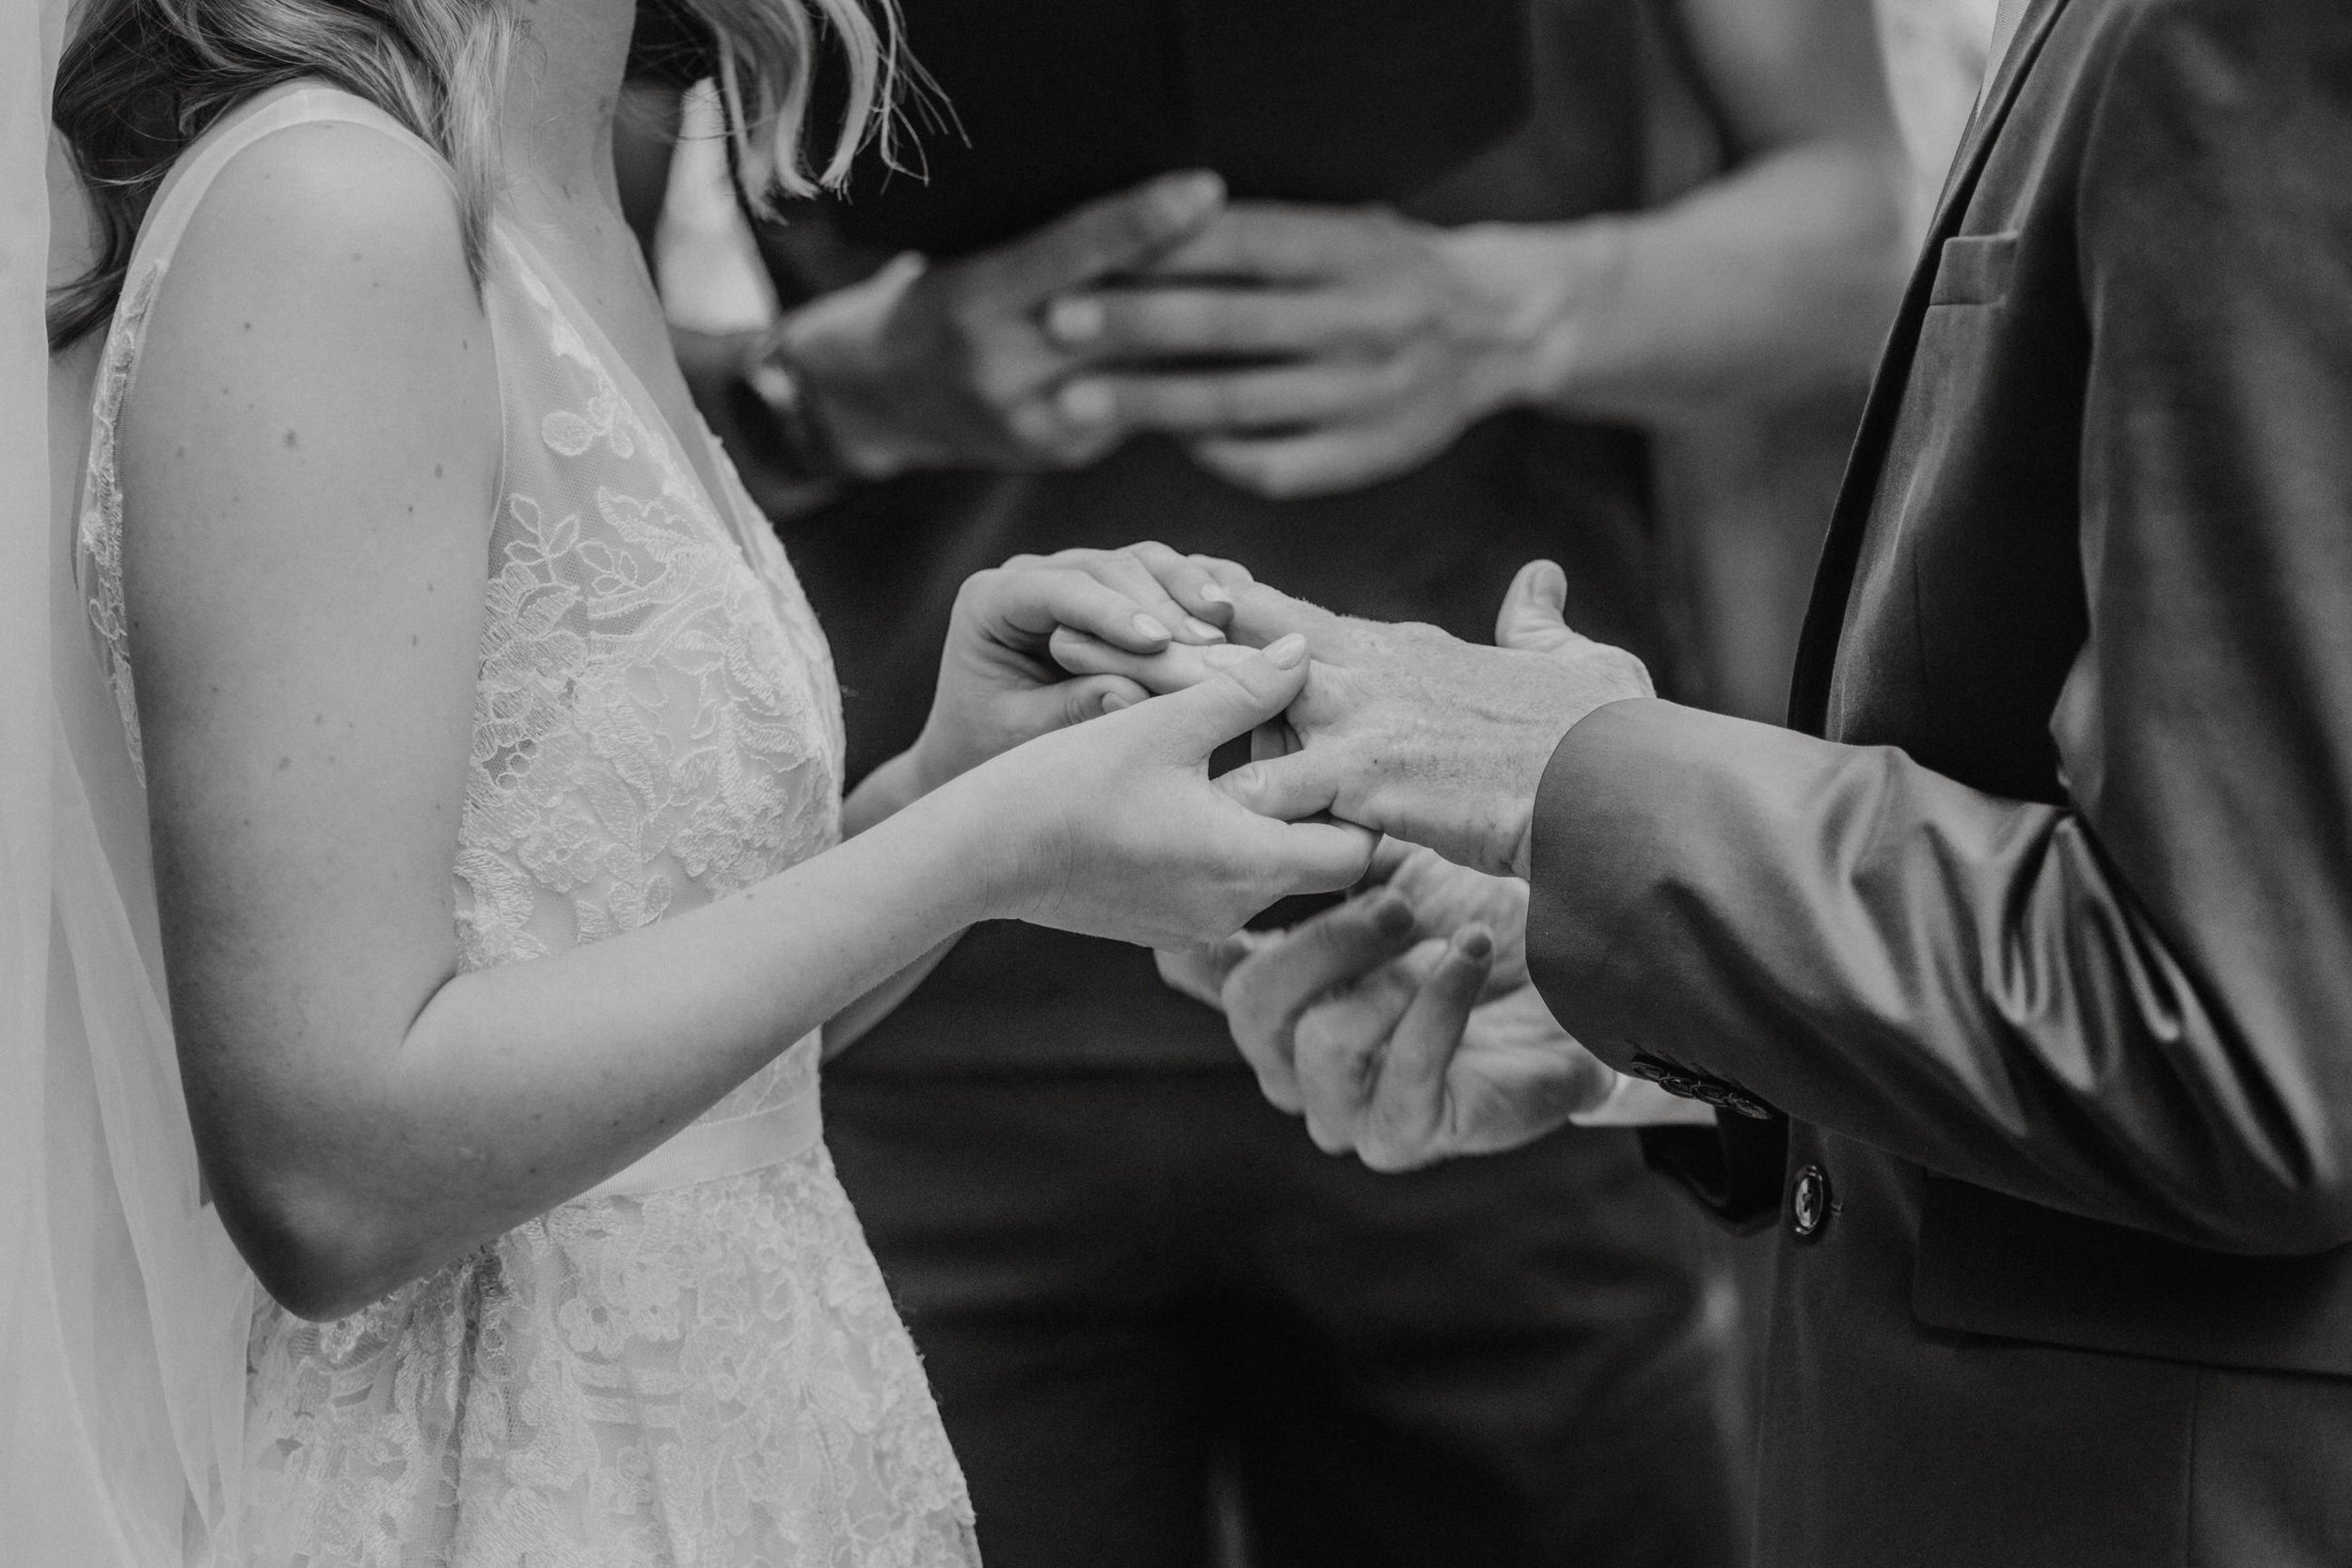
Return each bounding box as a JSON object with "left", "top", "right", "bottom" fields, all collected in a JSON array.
[
  {"left": 1248, "top": 717, "right": 1299, "bottom": 764},
  {"left": 1002, "top": 392, "right": 1127, "bottom": 469},
  {"left": 987, "top": 170, "right": 1227, "bottom": 301},
  {"left": 1049, "top": 626, "right": 1252, "bottom": 695},
  {"left": 1239, "top": 815, "right": 1381, "bottom": 897},
  {"left": 1361, "top": 927, "right": 1494, "bottom": 1171},
  {"left": 1495, "top": 559, "right": 1579, "bottom": 654},
  {"left": 1217, "top": 579, "right": 1339, "bottom": 651},
  {"left": 1124, "top": 540, "right": 1244, "bottom": 633},
  {"left": 1216, "top": 748, "right": 1344, "bottom": 824},
  {"left": 1291, "top": 959, "right": 1427, "bottom": 1153},
  {"left": 1188, "top": 426, "right": 1425, "bottom": 500},
  {"left": 1155, "top": 932, "right": 1270, "bottom": 1011},
  {"left": 982, "top": 563, "right": 1179, "bottom": 656},
  {"left": 1146, "top": 633, "right": 1314, "bottom": 755},
  {"left": 1365, "top": 835, "right": 1418, "bottom": 886},
  {"left": 1136, "top": 204, "right": 1361, "bottom": 284},
  {"left": 1061, "top": 359, "right": 1406, "bottom": 439},
  {"left": 1224, "top": 895, "right": 1420, "bottom": 1068},
  {"left": 1222, "top": 888, "right": 1417, "bottom": 1112},
  {"left": 1072, "top": 547, "right": 1223, "bottom": 645},
  {"left": 1045, "top": 285, "right": 1407, "bottom": 361},
  {"left": 1043, "top": 674, "right": 1152, "bottom": 726},
  {"left": 1295, "top": 998, "right": 1386, "bottom": 1156}
]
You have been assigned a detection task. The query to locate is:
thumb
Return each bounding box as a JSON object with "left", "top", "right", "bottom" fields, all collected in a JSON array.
[
  {"left": 1147, "top": 633, "right": 1311, "bottom": 756},
  {"left": 1496, "top": 560, "right": 1580, "bottom": 655}
]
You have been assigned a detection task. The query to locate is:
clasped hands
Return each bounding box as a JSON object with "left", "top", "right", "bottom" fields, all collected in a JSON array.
[
  {"left": 1050, "top": 558, "right": 1663, "bottom": 1170},
  {"left": 778, "top": 170, "right": 1568, "bottom": 497}
]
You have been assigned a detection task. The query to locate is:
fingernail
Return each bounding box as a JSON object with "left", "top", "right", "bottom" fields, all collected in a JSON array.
[
  {"left": 1101, "top": 690, "right": 1135, "bottom": 714},
  {"left": 1198, "top": 582, "right": 1232, "bottom": 606},
  {"left": 1264, "top": 633, "right": 1308, "bottom": 670},
  {"left": 1184, "top": 616, "right": 1227, "bottom": 641},
  {"left": 1058, "top": 380, "right": 1113, "bottom": 425},
  {"left": 1133, "top": 612, "right": 1172, "bottom": 643},
  {"left": 1045, "top": 295, "right": 1103, "bottom": 344},
  {"left": 1167, "top": 169, "right": 1224, "bottom": 216},
  {"left": 1455, "top": 927, "right": 1494, "bottom": 961},
  {"left": 1370, "top": 895, "right": 1414, "bottom": 939}
]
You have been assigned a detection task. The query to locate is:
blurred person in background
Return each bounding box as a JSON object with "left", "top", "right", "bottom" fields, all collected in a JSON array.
[{"left": 622, "top": 4, "right": 1908, "bottom": 1565}]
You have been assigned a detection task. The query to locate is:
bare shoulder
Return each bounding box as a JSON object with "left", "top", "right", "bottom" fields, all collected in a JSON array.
[{"left": 127, "top": 114, "right": 502, "bottom": 517}]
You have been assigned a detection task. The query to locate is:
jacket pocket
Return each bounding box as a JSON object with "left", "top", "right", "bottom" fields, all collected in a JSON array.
[
  {"left": 1929, "top": 232, "right": 2019, "bottom": 307},
  {"left": 1913, "top": 1176, "right": 2352, "bottom": 1378}
]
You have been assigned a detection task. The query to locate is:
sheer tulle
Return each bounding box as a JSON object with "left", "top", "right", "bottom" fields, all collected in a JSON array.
[{"left": 61, "top": 84, "right": 977, "bottom": 1567}]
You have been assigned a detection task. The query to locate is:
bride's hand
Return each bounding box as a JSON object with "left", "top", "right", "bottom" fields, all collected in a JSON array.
[
  {"left": 906, "top": 542, "right": 1255, "bottom": 794},
  {"left": 949, "top": 635, "right": 1378, "bottom": 948}
]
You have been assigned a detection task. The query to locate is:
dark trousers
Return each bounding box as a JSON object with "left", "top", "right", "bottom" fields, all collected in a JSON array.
[{"left": 825, "top": 1065, "right": 1748, "bottom": 1568}]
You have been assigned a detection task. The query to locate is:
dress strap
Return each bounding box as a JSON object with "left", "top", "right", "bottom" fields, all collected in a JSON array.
[{"left": 127, "top": 83, "right": 453, "bottom": 287}]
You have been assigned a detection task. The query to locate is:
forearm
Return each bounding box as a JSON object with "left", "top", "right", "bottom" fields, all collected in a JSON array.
[
  {"left": 223, "top": 781, "right": 1002, "bottom": 1318},
  {"left": 1527, "top": 701, "right": 2352, "bottom": 1255},
  {"left": 825, "top": 748, "right": 961, "bottom": 1057},
  {"left": 1473, "top": 136, "right": 1906, "bottom": 426}
]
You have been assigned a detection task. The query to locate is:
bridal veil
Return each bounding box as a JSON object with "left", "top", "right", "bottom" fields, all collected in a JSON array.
[{"left": 2, "top": 3, "right": 257, "bottom": 1561}]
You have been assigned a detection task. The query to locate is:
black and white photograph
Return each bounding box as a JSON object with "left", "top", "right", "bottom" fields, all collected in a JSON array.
[{"left": 5, "top": 0, "right": 2351, "bottom": 1563}]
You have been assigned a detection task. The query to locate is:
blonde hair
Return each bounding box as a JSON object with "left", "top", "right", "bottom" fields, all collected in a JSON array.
[{"left": 50, "top": 0, "right": 901, "bottom": 349}]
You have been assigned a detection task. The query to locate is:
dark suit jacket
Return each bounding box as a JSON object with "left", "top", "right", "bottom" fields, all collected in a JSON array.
[{"left": 1525, "top": 1, "right": 2352, "bottom": 1561}]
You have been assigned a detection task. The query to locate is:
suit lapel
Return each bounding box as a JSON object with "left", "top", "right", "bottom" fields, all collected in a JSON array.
[{"left": 1786, "top": 0, "right": 2071, "bottom": 735}]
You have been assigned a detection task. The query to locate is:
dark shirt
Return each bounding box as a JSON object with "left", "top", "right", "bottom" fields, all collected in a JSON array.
[{"left": 750, "top": 0, "right": 1677, "bottom": 1069}]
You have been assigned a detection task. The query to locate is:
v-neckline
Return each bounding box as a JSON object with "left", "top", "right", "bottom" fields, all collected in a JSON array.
[{"left": 495, "top": 222, "right": 764, "bottom": 573}]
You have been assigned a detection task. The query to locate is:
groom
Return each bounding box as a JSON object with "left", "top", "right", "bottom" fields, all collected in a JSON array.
[{"left": 1194, "top": 0, "right": 2352, "bottom": 1562}]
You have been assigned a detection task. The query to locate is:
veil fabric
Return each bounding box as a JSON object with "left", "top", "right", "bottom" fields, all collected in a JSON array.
[{"left": 2, "top": 5, "right": 257, "bottom": 1562}]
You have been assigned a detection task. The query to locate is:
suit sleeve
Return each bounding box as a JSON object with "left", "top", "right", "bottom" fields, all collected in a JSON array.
[{"left": 1529, "top": 1, "right": 2352, "bottom": 1255}]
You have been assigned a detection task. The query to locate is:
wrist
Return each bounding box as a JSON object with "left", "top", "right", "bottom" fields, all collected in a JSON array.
[
  {"left": 1438, "top": 219, "right": 1628, "bottom": 415},
  {"left": 886, "top": 762, "right": 1035, "bottom": 929},
  {"left": 912, "top": 751, "right": 1057, "bottom": 927},
  {"left": 765, "top": 251, "right": 931, "bottom": 481}
]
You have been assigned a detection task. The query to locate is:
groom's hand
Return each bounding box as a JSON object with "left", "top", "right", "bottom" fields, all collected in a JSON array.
[
  {"left": 1159, "top": 842, "right": 1622, "bottom": 1168},
  {"left": 1051, "top": 557, "right": 1652, "bottom": 875},
  {"left": 1225, "top": 560, "right": 1652, "bottom": 876}
]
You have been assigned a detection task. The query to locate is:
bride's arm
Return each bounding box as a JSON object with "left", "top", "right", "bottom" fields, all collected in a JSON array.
[{"left": 120, "top": 127, "right": 1366, "bottom": 1323}]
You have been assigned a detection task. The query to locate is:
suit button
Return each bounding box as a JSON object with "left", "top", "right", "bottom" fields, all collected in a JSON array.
[{"left": 1789, "top": 1164, "right": 1832, "bottom": 1239}]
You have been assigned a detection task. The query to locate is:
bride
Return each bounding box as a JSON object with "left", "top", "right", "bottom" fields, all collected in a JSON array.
[{"left": 18, "top": 0, "right": 1373, "bottom": 1561}]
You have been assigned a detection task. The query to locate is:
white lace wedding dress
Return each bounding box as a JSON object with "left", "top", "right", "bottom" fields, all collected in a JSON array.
[{"left": 75, "top": 84, "right": 978, "bottom": 1568}]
